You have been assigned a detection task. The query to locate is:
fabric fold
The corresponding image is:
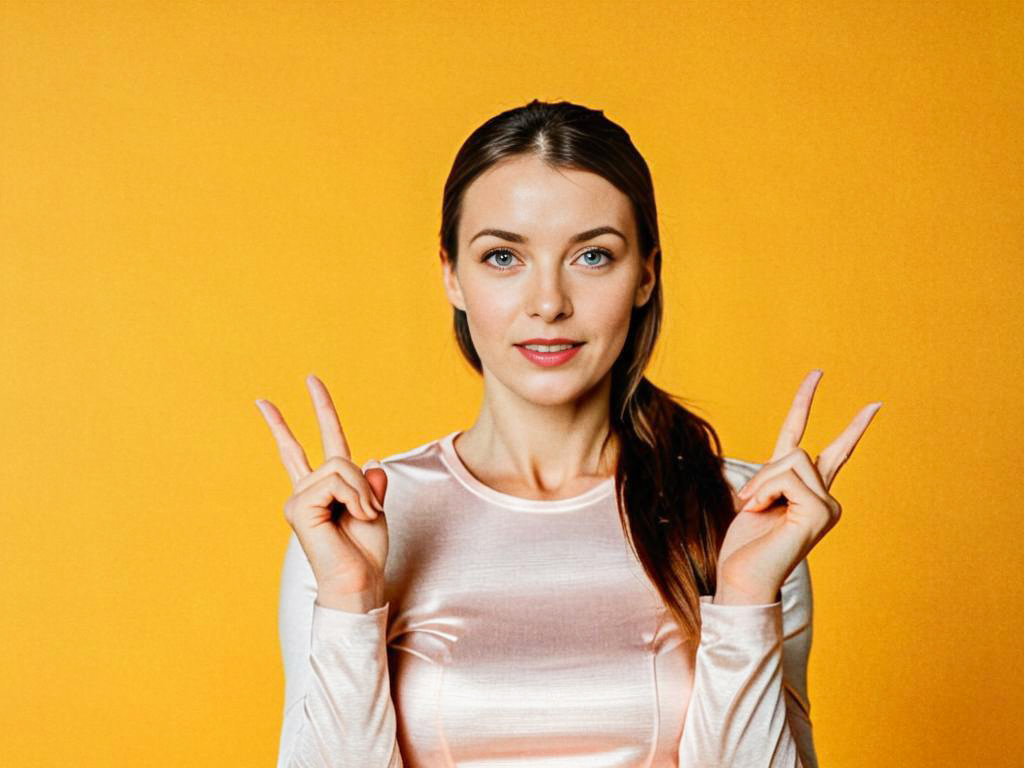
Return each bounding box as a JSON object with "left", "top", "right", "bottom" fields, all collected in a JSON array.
[
  {"left": 677, "top": 595, "right": 804, "bottom": 767},
  {"left": 277, "top": 563, "right": 404, "bottom": 768}
]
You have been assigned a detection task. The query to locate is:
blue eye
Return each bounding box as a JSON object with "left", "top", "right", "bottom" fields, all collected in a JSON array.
[
  {"left": 576, "top": 248, "right": 614, "bottom": 268},
  {"left": 482, "top": 248, "right": 614, "bottom": 271},
  {"left": 483, "top": 248, "right": 520, "bottom": 271}
]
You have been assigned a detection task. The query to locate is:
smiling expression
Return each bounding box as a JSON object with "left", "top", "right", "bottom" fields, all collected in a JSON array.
[{"left": 442, "top": 153, "right": 657, "bottom": 406}]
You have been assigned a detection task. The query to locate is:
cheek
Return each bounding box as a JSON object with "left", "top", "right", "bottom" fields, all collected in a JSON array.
[
  {"left": 581, "top": 284, "right": 636, "bottom": 336},
  {"left": 461, "top": 283, "right": 518, "bottom": 346}
]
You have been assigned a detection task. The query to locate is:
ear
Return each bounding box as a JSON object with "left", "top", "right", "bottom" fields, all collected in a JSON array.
[
  {"left": 440, "top": 247, "right": 467, "bottom": 311},
  {"left": 634, "top": 247, "right": 659, "bottom": 308}
]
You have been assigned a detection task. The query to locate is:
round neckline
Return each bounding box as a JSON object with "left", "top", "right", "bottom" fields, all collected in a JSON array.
[{"left": 438, "top": 430, "right": 616, "bottom": 513}]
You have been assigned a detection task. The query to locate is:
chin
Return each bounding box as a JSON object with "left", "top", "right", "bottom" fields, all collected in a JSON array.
[{"left": 515, "top": 375, "right": 595, "bottom": 406}]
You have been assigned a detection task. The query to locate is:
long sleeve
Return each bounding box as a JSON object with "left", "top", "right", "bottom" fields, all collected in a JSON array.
[
  {"left": 276, "top": 530, "right": 404, "bottom": 768},
  {"left": 676, "top": 557, "right": 818, "bottom": 768},
  {"left": 272, "top": 435, "right": 819, "bottom": 766}
]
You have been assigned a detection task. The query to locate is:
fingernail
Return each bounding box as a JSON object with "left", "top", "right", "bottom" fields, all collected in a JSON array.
[{"left": 740, "top": 498, "right": 756, "bottom": 512}]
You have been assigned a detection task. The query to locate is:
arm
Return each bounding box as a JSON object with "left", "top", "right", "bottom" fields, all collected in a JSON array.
[
  {"left": 276, "top": 530, "right": 404, "bottom": 768},
  {"left": 676, "top": 557, "right": 817, "bottom": 768},
  {"left": 676, "top": 457, "right": 819, "bottom": 767},
  {"left": 778, "top": 558, "right": 817, "bottom": 768}
]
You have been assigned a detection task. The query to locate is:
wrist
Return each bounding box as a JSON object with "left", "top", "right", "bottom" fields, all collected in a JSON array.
[
  {"left": 713, "top": 579, "right": 782, "bottom": 606},
  {"left": 315, "top": 582, "right": 384, "bottom": 614}
]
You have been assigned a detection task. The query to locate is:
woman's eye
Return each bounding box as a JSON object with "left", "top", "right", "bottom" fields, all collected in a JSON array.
[
  {"left": 576, "top": 248, "right": 614, "bottom": 268},
  {"left": 482, "top": 247, "right": 614, "bottom": 271},
  {"left": 483, "top": 249, "right": 519, "bottom": 270}
]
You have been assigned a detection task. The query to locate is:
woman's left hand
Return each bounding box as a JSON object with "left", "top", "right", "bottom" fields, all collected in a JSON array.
[{"left": 714, "top": 369, "right": 882, "bottom": 605}]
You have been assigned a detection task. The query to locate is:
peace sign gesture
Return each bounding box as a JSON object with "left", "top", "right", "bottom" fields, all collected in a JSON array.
[
  {"left": 714, "top": 369, "right": 883, "bottom": 606},
  {"left": 255, "top": 374, "right": 390, "bottom": 613}
]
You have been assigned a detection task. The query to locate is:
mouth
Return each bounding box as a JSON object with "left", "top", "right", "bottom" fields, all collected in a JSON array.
[
  {"left": 514, "top": 338, "right": 585, "bottom": 352},
  {"left": 514, "top": 341, "right": 585, "bottom": 367},
  {"left": 514, "top": 342, "right": 584, "bottom": 352}
]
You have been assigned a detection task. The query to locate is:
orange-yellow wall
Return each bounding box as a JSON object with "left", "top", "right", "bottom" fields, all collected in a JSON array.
[{"left": 2, "top": 1, "right": 1020, "bottom": 765}]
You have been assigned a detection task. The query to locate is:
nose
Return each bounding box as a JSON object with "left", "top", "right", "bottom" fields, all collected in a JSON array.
[{"left": 524, "top": 263, "right": 573, "bottom": 322}]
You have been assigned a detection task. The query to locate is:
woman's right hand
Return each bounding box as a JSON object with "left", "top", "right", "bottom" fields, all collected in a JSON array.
[{"left": 255, "top": 374, "right": 390, "bottom": 613}]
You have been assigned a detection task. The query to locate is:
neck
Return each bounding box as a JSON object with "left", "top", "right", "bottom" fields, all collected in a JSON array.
[{"left": 458, "top": 373, "right": 619, "bottom": 494}]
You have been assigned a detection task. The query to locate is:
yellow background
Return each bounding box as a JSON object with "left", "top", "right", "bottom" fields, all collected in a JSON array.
[{"left": 2, "top": 1, "right": 1021, "bottom": 765}]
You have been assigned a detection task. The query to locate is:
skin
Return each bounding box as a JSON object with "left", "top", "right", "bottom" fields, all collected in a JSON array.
[
  {"left": 255, "top": 153, "right": 882, "bottom": 612},
  {"left": 439, "top": 154, "right": 656, "bottom": 498},
  {"left": 719, "top": 369, "right": 882, "bottom": 604}
]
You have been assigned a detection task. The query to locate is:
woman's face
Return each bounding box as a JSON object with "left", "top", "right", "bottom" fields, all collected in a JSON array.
[{"left": 443, "top": 153, "right": 656, "bottom": 407}]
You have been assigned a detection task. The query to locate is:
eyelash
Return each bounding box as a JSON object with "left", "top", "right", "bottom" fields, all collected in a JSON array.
[{"left": 481, "top": 247, "right": 615, "bottom": 272}]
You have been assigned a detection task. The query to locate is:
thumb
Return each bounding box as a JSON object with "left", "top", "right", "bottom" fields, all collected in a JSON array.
[{"left": 362, "top": 460, "right": 388, "bottom": 509}]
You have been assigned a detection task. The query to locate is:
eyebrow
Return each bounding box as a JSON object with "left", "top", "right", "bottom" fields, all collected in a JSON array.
[{"left": 469, "top": 226, "right": 627, "bottom": 246}]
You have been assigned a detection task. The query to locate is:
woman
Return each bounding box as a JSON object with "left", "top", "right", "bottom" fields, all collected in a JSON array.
[{"left": 257, "top": 100, "right": 881, "bottom": 767}]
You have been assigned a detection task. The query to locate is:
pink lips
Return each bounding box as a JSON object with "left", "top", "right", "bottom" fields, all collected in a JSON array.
[{"left": 514, "top": 342, "right": 584, "bottom": 367}]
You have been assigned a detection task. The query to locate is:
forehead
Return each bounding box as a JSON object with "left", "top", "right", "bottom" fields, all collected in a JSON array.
[{"left": 459, "top": 155, "right": 634, "bottom": 241}]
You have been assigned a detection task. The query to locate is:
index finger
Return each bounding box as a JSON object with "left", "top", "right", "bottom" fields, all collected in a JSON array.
[
  {"left": 305, "top": 374, "right": 352, "bottom": 462},
  {"left": 771, "top": 369, "right": 824, "bottom": 461}
]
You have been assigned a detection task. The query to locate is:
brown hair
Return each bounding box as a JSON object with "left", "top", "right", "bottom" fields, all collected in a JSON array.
[{"left": 438, "top": 99, "right": 736, "bottom": 639}]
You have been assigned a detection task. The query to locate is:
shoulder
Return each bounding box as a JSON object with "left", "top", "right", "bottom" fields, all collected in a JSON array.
[
  {"left": 358, "top": 433, "right": 458, "bottom": 508},
  {"left": 720, "top": 455, "right": 764, "bottom": 492},
  {"left": 359, "top": 432, "right": 453, "bottom": 476},
  {"left": 360, "top": 435, "right": 441, "bottom": 472}
]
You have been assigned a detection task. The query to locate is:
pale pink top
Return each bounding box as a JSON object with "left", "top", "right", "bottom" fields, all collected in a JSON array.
[{"left": 276, "top": 430, "right": 817, "bottom": 767}]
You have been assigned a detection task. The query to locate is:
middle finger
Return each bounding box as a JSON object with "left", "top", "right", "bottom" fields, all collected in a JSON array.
[
  {"left": 816, "top": 401, "right": 883, "bottom": 490},
  {"left": 255, "top": 399, "right": 314, "bottom": 485}
]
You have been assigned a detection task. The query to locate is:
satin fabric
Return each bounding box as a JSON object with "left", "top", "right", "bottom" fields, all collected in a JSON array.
[{"left": 276, "top": 431, "right": 817, "bottom": 767}]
